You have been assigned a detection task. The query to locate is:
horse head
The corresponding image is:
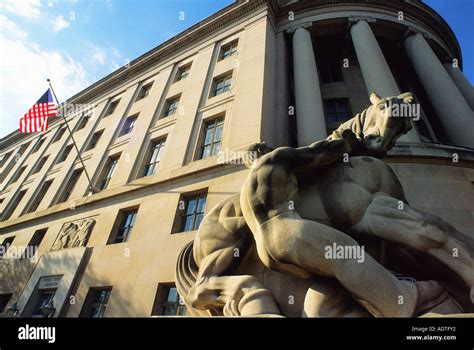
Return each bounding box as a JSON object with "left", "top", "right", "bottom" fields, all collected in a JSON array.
[{"left": 362, "top": 92, "right": 415, "bottom": 157}]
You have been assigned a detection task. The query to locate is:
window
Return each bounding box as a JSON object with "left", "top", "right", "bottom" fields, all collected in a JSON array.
[
  {"left": 109, "top": 208, "right": 138, "bottom": 244},
  {"left": 10, "top": 165, "right": 27, "bottom": 184},
  {"left": 175, "top": 64, "right": 191, "bottom": 82},
  {"left": 219, "top": 40, "right": 238, "bottom": 60},
  {"left": 30, "top": 276, "right": 61, "bottom": 318},
  {"left": 31, "top": 138, "right": 46, "bottom": 154},
  {"left": 3, "top": 190, "right": 26, "bottom": 220},
  {"left": 199, "top": 118, "right": 224, "bottom": 159},
  {"left": 136, "top": 82, "right": 153, "bottom": 101},
  {"left": 76, "top": 116, "right": 89, "bottom": 131},
  {"left": 26, "top": 181, "right": 53, "bottom": 214},
  {"left": 119, "top": 115, "right": 138, "bottom": 136},
  {"left": 17, "top": 142, "right": 31, "bottom": 156},
  {"left": 80, "top": 288, "right": 112, "bottom": 318},
  {"left": 324, "top": 98, "right": 352, "bottom": 134},
  {"left": 52, "top": 127, "right": 66, "bottom": 143},
  {"left": 142, "top": 138, "right": 166, "bottom": 177},
  {"left": 104, "top": 99, "right": 120, "bottom": 117},
  {"left": 319, "top": 60, "right": 343, "bottom": 84},
  {"left": 0, "top": 151, "right": 12, "bottom": 168},
  {"left": 86, "top": 130, "right": 103, "bottom": 151},
  {"left": 152, "top": 285, "right": 186, "bottom": 316},
  {"left": 0, "top": 293, "right": 13, "bottom": 313},
  {"left": 162, "top": 96, "right": 180, "bottom": 118},
  {"left": 57, "top": 144, "right": 73, "bottom": 164},
  {"left": 32, "top": 156, "right": 49, "bottom": 175},
  {"left": 57, "top": 169, "right": 82, "bottom": 204},
  {"left": 0, "top": 236, "right": 15, "bottom": 259},
  {"left": 21, "top": 229, "right": 47, "bottom": 260},
  {"left": 211, "top": 73, "right": 232, "bottom": 97},
  {"left": 176, "top": 192, "right": 207, "bottom": 233},
  {"left": 98, "top": 156, "right": 119, "bottom": 190}
]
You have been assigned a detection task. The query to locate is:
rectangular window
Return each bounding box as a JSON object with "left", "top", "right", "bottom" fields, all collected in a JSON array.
[
  {"left": 104, "top": 100, "right": 120, "bottom": 117},
  {"left": 219, "top": 40, "right": 238, "bottom": 60},
  {"left": 21, "top": 229, "right": 47, "bottom": 260},
  {"left": 109, "top": 209, "right": 138, "bottom": 244},
  {"left": 211, "top": 73, "right": 232, "bottom": 97},
  {"left": 142, "top": 138, "right": 166, "bottom": 177},
  {"left": 26, "top": 181, "right": 53, "bottom": 214},
  {"left": 0, "top": 151, "right": 13, "bottom": 168},
  {"left": 119, "top": 115, "right": 138, "bottom": 136},
  {"left": 10, "top": 165, "right": 27, "bottom": 184},
  {"left": 31, "top": 138, "right": 46, "bottom": 154},
  {"left": 80, "top": 288, "right": 112, "bottom": 318},
  {"left": 162, "top": 96, "right": 180, "bottom": 118},
  {"left": 32, "top": 156, "right": 49, "bottom": 175},
  {"left": 176, "top": 192, "right": 207, "bottom": 233},
  {"left": 52, "top": 127, "right": 66, "bottom": 143},
  {"left": 86, "top": 130, "right": 103, "bottom": 151},
  {"left": 98, "top": 156, "right": 119, "bottom": 190},
  {"left": 17, "top": 142, "right": 31, "bottom": 156},
  {"left": 31, "top": 276, "right": 61, "bottom": 318},
  {"left": 324, "top": 98, "right": 352, "bottom": 134},
  {"left": 57, "top": 169, "right": 82, "bottom": 204},
  {"left": 0, "top": 236, "right": 15, "bottom": 259},
  {"left": 3, "top": 190, "right": 26, "bottom": 220},
  {"left": 0, "top": 293, "right": 13, "bottom": 313},
  {"left": 57, "top": 144, "right": 73, "bottom": 164},
  {"left": 199, "top": 117, "right": 224, "bottom": 159},
  {"left": 319, "top": 60, "right": 343, "bottom": 84},
  {"left": 175, "top": 64, "right": 191, "bottom": 82},
  {"left": 136, "top": 82, "right": 153, "bottom": 101},
  {"left": 152, "top": 284, "right": 186, "bottom": 316},
  {"left": 76, "top": 116, "right": 89, "bottom": 131}
]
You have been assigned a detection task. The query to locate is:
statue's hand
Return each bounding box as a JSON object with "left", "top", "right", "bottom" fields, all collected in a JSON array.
[
  {"left": 341, "top": 130, "right": 358, "bottom": 150},
  {"left": 341, "top": 129, "right": 368, "bottom": 156}
]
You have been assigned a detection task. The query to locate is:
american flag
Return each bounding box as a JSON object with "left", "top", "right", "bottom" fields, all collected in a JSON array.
[{"left": 19, "top": 89, "right": 57, "bottom": 133}]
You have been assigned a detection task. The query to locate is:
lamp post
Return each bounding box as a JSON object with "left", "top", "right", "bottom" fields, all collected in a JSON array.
[
  {"left": 6, "top": 302, "right": 19, "bottom": 317},
  {"left": 41, "top": 300, "right": 56, "bottom": 318}
]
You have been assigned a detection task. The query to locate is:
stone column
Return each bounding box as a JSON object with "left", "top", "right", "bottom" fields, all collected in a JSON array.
[
  {"left": 405, "top": 33, "right": 474, "bottom": 148},
  {"left": 292, "top": 26, "right": 327, "bottom": 145},
  {"left": 350, "top": 19, "right": 419, "bottom": 142},
  {"left": 444, "top": 63, "right": 474, "bottom": 110}
]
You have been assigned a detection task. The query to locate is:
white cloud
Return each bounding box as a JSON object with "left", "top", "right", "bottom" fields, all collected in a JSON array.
[
  {"left": 51, "top": 15, "right": 70, "bottom": 32},
  {"left": 0, "top": 15, "right": 28, "bottom": 40},
  {"left": 0, "top": 0, "right": 42, "bottom": 19},
  {"left": 0, "top": 15, "right": 90, "bottom": 137},
  {"left": 92, "top": 50, "right": 106, "bottom": 65}
]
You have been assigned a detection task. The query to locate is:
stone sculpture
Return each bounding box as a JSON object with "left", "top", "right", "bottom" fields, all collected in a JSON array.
[
  {"left": 51, "top": 218, "right": 95, "bottom": 251},
  {"left": 176, "top": 92, "right": 474, "bottom": 317}
]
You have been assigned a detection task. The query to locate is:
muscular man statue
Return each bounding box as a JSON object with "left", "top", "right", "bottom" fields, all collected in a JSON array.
[{"left": 239, "top": 130, "right": 425, "bottom": 317}]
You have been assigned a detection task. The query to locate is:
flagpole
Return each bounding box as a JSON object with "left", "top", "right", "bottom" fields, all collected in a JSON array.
[{"left": 47, "top": 79, "right": 98, "bottom": 194}]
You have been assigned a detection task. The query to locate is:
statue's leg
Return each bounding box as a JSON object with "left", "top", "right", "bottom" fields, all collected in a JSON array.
[
  {"left": 254, "top": 213, "right": 419, "bottom": 317},
  {"left": 352, "top": 193, "right": 474, "bottom": 302},
  {"left": 188, "top": 248, "right": 281, "bottom": 316}
]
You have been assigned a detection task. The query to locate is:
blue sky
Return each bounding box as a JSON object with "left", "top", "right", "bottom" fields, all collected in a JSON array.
[{"left": 0, "top": 0, "right": 472, "bottom": 138}]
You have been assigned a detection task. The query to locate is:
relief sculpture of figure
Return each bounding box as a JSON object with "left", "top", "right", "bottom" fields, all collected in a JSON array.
[{"left": 176, "top": 92, "right": 474, "bottom": 317}]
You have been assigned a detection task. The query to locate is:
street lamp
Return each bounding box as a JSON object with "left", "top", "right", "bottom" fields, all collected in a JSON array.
[
  {"left": 6, "top": 302, "right": 19, "bottom": 317},
  {"left": 41, "top": 300, "right": 56, "bottom": 318}
]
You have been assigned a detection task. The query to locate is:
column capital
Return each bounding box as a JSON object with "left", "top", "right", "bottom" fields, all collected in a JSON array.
[
  {"left": 402, "top": 28, "right": 433, "bottom": 42},
  {"left": 348, "top": 16, "right": 376, "bottom": 24},
  {"left": 286, "top": 22, "right": 312, "bottom": 34}
]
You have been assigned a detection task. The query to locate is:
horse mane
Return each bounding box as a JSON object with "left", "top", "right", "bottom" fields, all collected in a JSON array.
[{"left": 326, "top": 106, "right": 371, "bottom": 141}]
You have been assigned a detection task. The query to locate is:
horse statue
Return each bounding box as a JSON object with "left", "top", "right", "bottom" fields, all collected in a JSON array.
[{"left": 176, "top": 92, "right": 474, "bottom": 317}]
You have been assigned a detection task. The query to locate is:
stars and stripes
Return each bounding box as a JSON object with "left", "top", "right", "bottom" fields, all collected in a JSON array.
[{"left": 19, "top": 89, "right": 57, "bottom": 133}]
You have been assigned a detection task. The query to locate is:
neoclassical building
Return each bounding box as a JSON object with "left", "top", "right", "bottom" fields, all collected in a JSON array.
[{"left": 0, "top": 0, "right": 472, "bottom": 317}]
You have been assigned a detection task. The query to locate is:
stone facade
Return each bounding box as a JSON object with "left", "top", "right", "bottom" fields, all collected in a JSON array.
[{"left": 0, "top": 0, "right": 472, "bottom": 317}]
